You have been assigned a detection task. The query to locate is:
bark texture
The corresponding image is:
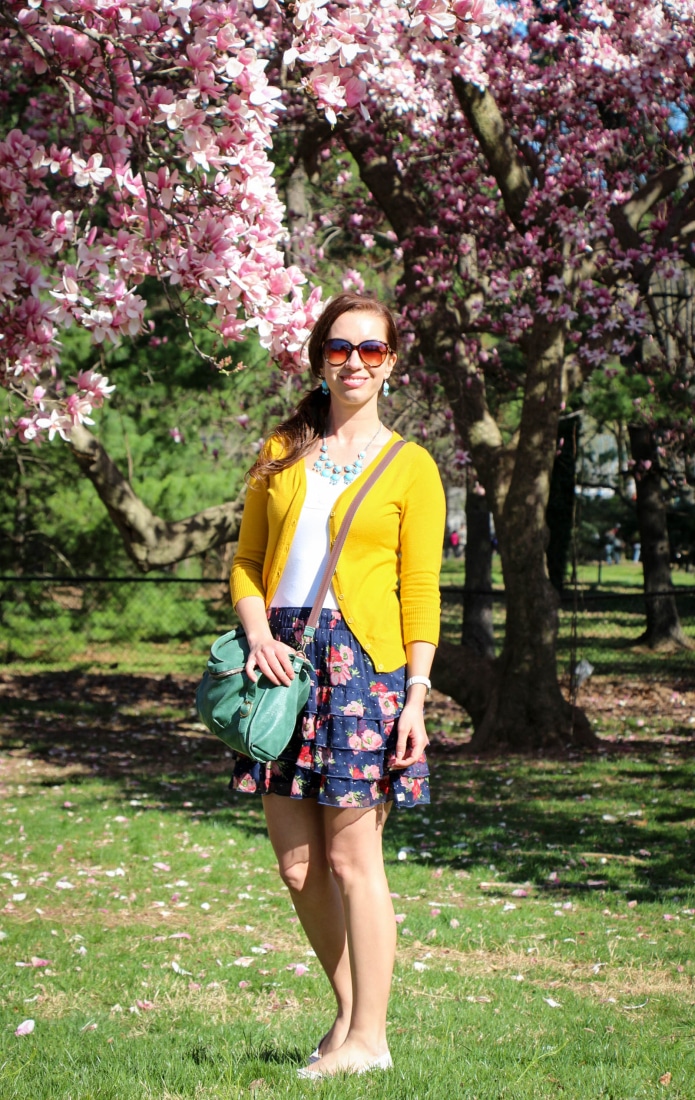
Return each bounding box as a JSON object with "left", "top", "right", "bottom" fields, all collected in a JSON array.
[{"left": 461, "top": 487, "right": 495, "bottom": 659}]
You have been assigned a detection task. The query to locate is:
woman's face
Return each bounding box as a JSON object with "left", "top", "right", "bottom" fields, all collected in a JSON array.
[{"left": 322, "top": 310, "right": 396, "bottom": 411}]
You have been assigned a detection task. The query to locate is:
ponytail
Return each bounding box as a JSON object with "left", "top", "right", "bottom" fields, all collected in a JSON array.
[{"left": 247, "top": 386, "right": 329, "bottom": 483}]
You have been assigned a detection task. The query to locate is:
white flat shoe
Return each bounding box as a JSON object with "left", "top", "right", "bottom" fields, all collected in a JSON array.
[
  {"left": 308, "top": 1031, "right": 329, "bottom": 1064},
  {"left": 297, "top": 1051, "right": 392, "bottom": 1079}
]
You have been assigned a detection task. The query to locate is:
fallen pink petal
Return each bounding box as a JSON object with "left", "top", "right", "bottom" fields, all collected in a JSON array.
[
  {"left": 15, "top": 1019, "right": 35, "bottom": 1036},
  {"left": 286, "top": 963, "right": 309, "bottom": 976}
]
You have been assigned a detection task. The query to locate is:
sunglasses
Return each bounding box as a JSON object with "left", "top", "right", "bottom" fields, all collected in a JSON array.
[{"left": 322, "top": 338, "right": 393, "bottom": 368}]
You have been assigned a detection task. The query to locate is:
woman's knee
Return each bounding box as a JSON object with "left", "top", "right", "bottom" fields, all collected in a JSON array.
[
  {"left": 325, "top": 808, "right": 389, "bottom": 889},
  {"left": 276, "top": 852, "right": 328, "bottom": 894},
  {"left": 327, "top": 847, "right": 383, "bottom": 891}
]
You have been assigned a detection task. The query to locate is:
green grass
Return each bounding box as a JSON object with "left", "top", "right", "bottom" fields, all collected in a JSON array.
[
  {"left": 439, "top": 556, "right": 695, "bottom": 590},
  {"left": 2, "top": 562, "right": 693, "bottom": 679},
  {"left": 1, "top": 672, "right": 694, "bottom": 1098},
  {"left": 439, "top": 557, "right": 695, "bottom": 681}
]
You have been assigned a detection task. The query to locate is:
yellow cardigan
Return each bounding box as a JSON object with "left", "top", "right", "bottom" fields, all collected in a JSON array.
[{"left": 231, "top": 432, "right": 446, "bottom": 673}]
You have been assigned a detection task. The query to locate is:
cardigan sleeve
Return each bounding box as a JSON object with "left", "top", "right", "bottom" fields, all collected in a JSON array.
[
  {"left": 230, "top": 472, "right": 269, "bottom": 606},
  {"left": 231, "top": 436, "right": 290, "bottom": 606},
  {"left": 398, "top": 445, "right": 446, "bottom": 646}
]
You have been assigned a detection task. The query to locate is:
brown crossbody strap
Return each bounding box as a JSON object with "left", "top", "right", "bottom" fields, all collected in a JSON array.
[{"left": 300, "top": 439, "right": 408, "bottom": 649}]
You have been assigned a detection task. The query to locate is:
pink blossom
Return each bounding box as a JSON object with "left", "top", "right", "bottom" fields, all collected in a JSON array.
[
  {"left": 286, "top": 962, "right": 309, "bottom": 975},
  {"left": 72, "top": 154, "right": 112, "bottom": 188}
]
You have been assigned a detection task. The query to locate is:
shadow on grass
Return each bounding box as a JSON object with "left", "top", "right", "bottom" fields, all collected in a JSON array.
[{"left": 1, "top": 670, "right": 694, "bottom": 904}]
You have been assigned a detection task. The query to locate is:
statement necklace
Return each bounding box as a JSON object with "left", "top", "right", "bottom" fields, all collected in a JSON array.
[{"left": 313, "top": 424, "right": 382, "bottom": 485}]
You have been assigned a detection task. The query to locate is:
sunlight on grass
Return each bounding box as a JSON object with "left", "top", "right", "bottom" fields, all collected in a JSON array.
[{"left": 1, "top": 676, "right": 694, "bottom": 1099}]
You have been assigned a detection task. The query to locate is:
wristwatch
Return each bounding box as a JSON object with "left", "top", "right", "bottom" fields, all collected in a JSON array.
[{"left": 405, "top": 675, "right": 431, "bottom": 695}]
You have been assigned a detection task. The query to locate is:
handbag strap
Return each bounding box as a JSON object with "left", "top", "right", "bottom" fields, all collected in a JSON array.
[{"left": 300, "top": 439, "right": 408, "bottom": 650}]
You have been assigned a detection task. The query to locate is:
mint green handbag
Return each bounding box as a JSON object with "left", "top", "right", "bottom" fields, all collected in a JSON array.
[
  {"left": 196, "top": 628, "right": 312, "bottom": 762},
  {"left": 196, "top": 441, "right": 406, "bottom": 762}
]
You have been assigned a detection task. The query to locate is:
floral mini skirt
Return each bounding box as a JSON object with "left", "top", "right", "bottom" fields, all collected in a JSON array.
[{"left": 230, "top": 607, "right": 430, "bottom": 809}]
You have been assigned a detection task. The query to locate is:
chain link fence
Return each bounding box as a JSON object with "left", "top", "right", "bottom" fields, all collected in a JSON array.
[{"left": 0, "top": 576, "right": 693, "bottom": 681}]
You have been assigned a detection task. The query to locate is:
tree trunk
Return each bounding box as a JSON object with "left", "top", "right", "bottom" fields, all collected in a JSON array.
[
  {"left": 628, "top": 424, "right": 693, "bottom": 650},
  {"left": 431, "top": 322, "right": 596, "bottom": 752},
  {"left": 338, "top": 120, "right": 595, "bottom": 752},
  {"left": 461, "top": 481, "right": 495, "bottom": 658},
  {"left": 470, "top": 548, "right": 595, "bottom": 752}
]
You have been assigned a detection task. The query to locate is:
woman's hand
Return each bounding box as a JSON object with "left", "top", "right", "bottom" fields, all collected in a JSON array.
[
  {"left": 245, "top": 637, "right": 298, "bottom": 687},
  {"left": 391, "top": 701, "right": 429, "bottom": 769},
  {"left": 234, "top": 596, "right": 298, "bottom": 686}
]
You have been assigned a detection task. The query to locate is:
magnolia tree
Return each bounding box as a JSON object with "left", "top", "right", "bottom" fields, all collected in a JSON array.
[
  {"left": 0, "top": 0, "right": 491, "bottom": 556},
  {"left": 277, "top": 0, "right": 695, "bottom": 748},
  {"left": 2, "top": 0, "right": 694, "bottom": 750}
]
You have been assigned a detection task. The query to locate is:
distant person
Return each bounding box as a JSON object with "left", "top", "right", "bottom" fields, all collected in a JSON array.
[
  {"left": 448, "top": 529, "right": 460, "bottom": 558},
  {"left": 613, "top": 528, "right": 623, "bottom": 564},
  {"left": 604, "top": 526, "right": 622, "bottom": 564},
  {"left": 632, "top": 540, "right": 641, "bottom": 563}
]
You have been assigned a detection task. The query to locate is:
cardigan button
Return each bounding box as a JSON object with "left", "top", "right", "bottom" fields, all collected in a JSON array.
[
  {"left": 337, "top": 593, "right": 344, "bottom": 601},
  {"left": 377, "top": 663, "right": 384, "bottom": 671}
]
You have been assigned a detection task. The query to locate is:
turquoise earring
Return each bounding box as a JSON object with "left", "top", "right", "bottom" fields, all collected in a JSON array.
[
  {"left": 321, "top": 379, "right": 329, "bottom": 395},
  {"left": 382, "top": 380, "right": 390, "bottom": 397}
]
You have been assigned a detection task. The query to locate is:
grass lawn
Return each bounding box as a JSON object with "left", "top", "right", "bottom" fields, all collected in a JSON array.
[
  {"left": 440, "top": 556, "right": 695, "bottom": 589},
  {"left": 1, "top": 670, "right": 694, "bottom": 1099}
]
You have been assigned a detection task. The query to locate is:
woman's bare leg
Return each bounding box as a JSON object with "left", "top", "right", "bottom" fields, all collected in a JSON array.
[
  {"left": 304, "top": 801, "right": 395, "bottom": 1075},
  {"left": 262, "top": 794, "right": 352, "bottom": 1054}
]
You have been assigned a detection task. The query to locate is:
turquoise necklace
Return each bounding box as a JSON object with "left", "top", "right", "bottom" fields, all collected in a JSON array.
[{"left": 313, "top": 424, "right": 382, "bottom": 485}]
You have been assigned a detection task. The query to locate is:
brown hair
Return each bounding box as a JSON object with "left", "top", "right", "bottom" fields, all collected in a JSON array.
[{"left": 248, "top": 292, "right": 399, "bottom": 483}]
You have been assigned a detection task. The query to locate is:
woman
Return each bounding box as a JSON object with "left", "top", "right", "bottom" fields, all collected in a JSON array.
[{"left": 230, "top": 292, "right": 445, "bottom": 1078}]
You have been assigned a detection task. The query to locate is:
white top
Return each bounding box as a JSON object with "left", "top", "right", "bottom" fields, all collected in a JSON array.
[{"left": 270, "top": 469, "right": 344, "bottom": 610}]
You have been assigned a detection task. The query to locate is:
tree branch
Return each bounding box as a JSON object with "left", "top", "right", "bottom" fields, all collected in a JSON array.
[
  {"left": 610, "top": 163, "right": 695, "bottom": 250},
  {"left": 451, "top": 74, "right": 533, "bottom": 229},
  {"left": 68, "top": 423, "right": 244, "bottom": 570},
  {"left": 623, "top": 162, "right": 695, "bottom": 230}
]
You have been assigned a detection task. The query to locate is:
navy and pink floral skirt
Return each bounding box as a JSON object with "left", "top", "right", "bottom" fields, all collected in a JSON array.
[{"left": 230, "top": 607, "right": 430, "bottom": 810}]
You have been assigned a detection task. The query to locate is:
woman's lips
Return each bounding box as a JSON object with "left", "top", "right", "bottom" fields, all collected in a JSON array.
[{"left": 339, "top": 375, "right": 369, "bottom": 389}]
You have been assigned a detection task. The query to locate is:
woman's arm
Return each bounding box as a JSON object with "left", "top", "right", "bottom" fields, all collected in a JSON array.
[
  {"left": 231, "top": 445, "right": 298, "bottom": 687},
  {"left": 392, "top": 639, "right": 436, "bottom": 768},
  {"left": 392, "top": 449, "right": 445, "bottom": 768}
]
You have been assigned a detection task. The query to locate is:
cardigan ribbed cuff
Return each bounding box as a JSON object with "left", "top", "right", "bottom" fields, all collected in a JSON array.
[
  {"left": 230, "top": 573, "right": 265, "bottom": 607},
  {"left": 401, "top": 607, "right": 441, "bottom": 647}
]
